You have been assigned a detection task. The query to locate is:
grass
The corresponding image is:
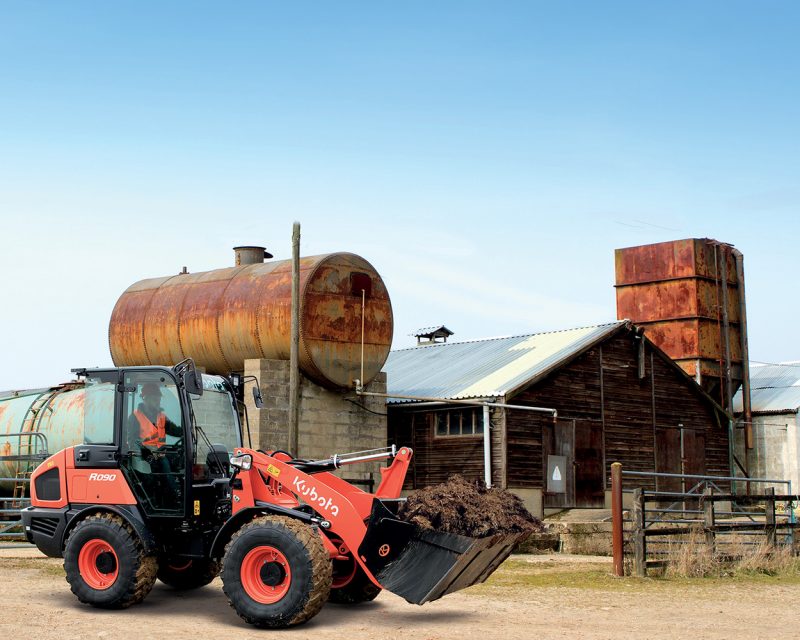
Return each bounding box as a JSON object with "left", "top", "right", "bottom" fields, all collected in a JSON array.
[
  {"left": 661, "top": 529, "right": 800, "bottom": 580},
  {"left": 468, "top": 552, "right": 800, "bottom": 598},
  {"left": 5, "top": 546, "right": 800, "bottom": 597},
  {"left": 0, "top": 557, "right": 65, "bottom": 577}
]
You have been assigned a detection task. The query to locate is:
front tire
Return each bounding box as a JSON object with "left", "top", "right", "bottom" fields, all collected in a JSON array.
[
  {"left": 63, "top": 513, "right": 157, "bottom": 609},
  {"left": 222, "top": 516, "right": 332, "bottom": 628},
  {"left": 157, "top": 557, "right": 221, "bottom": 590}
]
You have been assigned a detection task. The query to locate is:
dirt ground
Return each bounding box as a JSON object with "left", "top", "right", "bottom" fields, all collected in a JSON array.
[{"left": 0, "top": 546, "right": 795, "bottom": 640}]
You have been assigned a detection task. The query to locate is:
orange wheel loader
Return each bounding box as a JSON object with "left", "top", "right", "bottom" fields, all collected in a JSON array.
[{"left": 22, "top": 362, "right": 525, "bottom": 628}]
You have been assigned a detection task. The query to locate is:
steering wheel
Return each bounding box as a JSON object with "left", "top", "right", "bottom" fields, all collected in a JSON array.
[{"left": 160, "top": 438, "right": 183, "bottom": 455}]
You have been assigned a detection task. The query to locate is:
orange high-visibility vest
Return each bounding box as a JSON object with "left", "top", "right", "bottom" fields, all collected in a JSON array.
[{"left": 134, "top": 410, "right": 167, "bottom": 448}]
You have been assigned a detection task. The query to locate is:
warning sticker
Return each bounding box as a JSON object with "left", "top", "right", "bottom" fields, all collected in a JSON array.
[
  {"left": 547, "top": 455, "right": 566, "bottom": 493},
  {"left": 267, "top": 464, "right": 281, "bottom": 478}
]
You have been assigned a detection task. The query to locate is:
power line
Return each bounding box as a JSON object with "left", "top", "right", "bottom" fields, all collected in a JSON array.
[
  {"left": 751, "top": 360, "right": 800, "bottom": 367},
  {"left": 751, "top": 385, "right": 800, "bottom": 390}
]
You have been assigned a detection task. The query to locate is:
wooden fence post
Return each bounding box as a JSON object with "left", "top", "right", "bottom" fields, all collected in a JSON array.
[
  {"left": 611, "top": 463, "right": 624, "bottom": 577},
  {"left": 703, "top": 486, "right": 716, "bottom": 555},
  {"left": 765, "top": 487, "right": 776, "bottom": 547},
  {"left": 632, "top": 488, "right": 646, "bottom": 577}
]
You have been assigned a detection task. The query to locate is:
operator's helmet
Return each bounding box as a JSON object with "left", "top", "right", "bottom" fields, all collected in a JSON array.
[{"left": 141, "top": 382, "right": 163, "bottom": 399}]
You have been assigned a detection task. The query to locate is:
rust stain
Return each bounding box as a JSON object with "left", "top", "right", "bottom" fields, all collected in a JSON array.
[{"left": 617, "top": 238, "right": 745, "bottom": 399}]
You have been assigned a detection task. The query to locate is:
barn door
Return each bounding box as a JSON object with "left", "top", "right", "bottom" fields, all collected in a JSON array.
[
  {"left": 655, "top": 427, "right": 706, "bottom": 493},
  {"left": 544, "top": 419, "right": 604, "bottom": 508},
  {"left": 655, "top": 428, "right": 682, "bottom": 493},
  {"left": 574, "top": 421, "right": 604, "bottom": 507},
  {"left": 544, "top": 419, "right": 573, "bottom": 508},
  {"left": 681, "top": 429, "right": 706, "bottom": 486}
]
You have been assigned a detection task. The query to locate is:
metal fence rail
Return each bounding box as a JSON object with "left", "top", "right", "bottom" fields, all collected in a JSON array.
[
  {"left": 0, "top": 432, "right": 49, "bottom": 542},
  {"left": 0, "top": 497, "right": 31, "bottom": 539},
  {"left": 610, "top": 463, "right": 798, "bottom": 577}
]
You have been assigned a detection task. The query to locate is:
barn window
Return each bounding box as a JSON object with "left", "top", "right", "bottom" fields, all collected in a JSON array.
[{"left": 434, "top": 409, "right": 484, "bottom": 437}]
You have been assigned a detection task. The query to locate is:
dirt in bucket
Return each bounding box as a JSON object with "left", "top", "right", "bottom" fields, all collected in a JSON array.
[{"left": 397, "top": 474, "right": 544, "bottom": 538}]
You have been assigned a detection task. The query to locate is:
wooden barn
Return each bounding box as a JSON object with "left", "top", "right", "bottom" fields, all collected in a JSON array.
[{"left": 385, "top": 321, "right": 731, "bottom": 517}]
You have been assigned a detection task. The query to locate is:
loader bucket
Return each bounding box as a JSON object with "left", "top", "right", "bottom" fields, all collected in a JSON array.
[{"left": 358, "top": 500, "right": 528, "bottom": 605}]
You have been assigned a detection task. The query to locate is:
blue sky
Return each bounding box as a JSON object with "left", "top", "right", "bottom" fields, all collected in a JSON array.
[{"left": 0, "top": 2, "right": 798, "bottom": 389}]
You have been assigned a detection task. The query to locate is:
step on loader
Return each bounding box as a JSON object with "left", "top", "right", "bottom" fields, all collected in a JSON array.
[{"left": 22, "top": 362, "right": 523, "bottom": 628}]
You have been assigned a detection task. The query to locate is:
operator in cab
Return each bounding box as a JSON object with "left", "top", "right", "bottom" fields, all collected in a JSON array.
[
  {"left": 127, "top": 381, "right": 183, "bottom": 494},
  {"left": 129, "top": 382, "right": 182, "bottom": 448}
]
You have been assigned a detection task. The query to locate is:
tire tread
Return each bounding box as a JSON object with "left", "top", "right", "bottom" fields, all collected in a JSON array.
[
  {"left": 222, "top": 515, "right": 332, "bottom": 628},
  {"left": 63, "top": 513, "right": 157, "bottom": 609}
]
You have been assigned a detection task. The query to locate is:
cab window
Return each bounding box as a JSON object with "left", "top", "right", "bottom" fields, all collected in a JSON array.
[
  {"left": 83, "top": 372, "right": 117, "bottom": 445},
  {"left": 122, "top": 372, "right": 183, "bottom": 454}
]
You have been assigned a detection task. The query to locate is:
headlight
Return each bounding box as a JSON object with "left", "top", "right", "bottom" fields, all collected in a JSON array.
[{"left": 230, "top": 454, "right": 252, "bottom": 470}]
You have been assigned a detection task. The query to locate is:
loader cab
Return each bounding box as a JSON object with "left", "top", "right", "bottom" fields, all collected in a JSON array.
[
  {"left": 75, "top": 362, "right": 241, "bottom": 521},
  {"left": 119, "top": 369, "right": 189, "bottom": 518}
]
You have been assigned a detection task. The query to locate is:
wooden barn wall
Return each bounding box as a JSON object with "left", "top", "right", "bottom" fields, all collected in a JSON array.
[
  {"left": 599, "top": 335, "right": 657, "bottom": 489},
  {"left": 387, "top": 329, "right": 729, "bottom": 492},
  {"left": 490, "top": 407, "right": 506, "bottom": 488},
  {"left": 387, "top": 409, "right": 415, "bottom": 490},
  {"left": 387, "top": 408, "right": 486, "bottom": 489},
  {"left": 649, "top": 351, "right": 730, "bottom": 481},
  {"left": 508, "top": 345, "right": 603, "bottom": 489},
  {"left": 511, "top": 332, "right": 729, "bottom": 491}
]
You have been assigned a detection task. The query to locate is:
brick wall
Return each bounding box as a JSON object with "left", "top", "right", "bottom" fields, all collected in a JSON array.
[{"left": 244, "top": 358, "right": 387, "bottom": 487}]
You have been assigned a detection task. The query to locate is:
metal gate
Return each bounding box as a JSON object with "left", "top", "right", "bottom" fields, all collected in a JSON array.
[
  {"left": 609, "top": 464, "right": 797, "bottom": 577},
  {"left": 0, "top": 432, "right": 49, "bottom": 541}
]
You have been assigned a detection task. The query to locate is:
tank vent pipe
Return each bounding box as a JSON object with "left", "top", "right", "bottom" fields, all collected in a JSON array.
[{"left": 233, "top": 245, "right": 273, "bottom": 266}]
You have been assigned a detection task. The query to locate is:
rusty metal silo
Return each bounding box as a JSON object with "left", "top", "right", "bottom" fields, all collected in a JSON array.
[
  {"left": 615, "top": 238, "right": 749, "bottom": 415},
  {"left": 109, "top": 252, "right": 393, "bottom": 389}
]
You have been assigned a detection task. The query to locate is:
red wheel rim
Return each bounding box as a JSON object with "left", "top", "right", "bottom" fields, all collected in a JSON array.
[
  {"left": 241, "top": 546, "right": 292, "bottom": 604},
  {"left": 332, "top": 557, "right": 357, "bottom": 589},
  {"left": 168, "top": 559, "right": 193, "bottom": 571},
  {"left": 78, "top": 539, "right": 119, "bottom": 590},
  {"left": 330, "top": 537, "right": 357, "bottom": 589}
]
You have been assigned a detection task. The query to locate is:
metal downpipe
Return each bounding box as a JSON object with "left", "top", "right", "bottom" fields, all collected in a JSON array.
[
  {"left": 483, "top": 404, "right": 491, "bottom": 488},
  {"left": 718, "top": 243, "right": 734, "bottom": 415},
  {"left": 733, "top": 248, "right": 753, "bottom": 451}
]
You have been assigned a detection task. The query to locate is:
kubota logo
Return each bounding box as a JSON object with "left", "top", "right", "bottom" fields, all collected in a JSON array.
[
  {"left": 88, "top": 473, "right": 117, "bottom": 482},
  {"left": 291, "top": 477, "right": 340, "bottom": 516}
]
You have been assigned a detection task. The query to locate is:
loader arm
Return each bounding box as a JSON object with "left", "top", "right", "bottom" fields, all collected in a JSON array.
[{"left": 230, "top": 447, "right": 413, "bottom": 588}]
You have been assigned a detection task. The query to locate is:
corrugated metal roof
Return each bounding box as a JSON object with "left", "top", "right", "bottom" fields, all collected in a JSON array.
[
  {"left": 734, "top": 363, "right": 800, "bottom": 414},
  {"left": 384, "top": 321, "right": 627, "bottom": 403}
]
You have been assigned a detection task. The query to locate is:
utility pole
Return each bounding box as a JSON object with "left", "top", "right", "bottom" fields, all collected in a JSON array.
[{"left": 289, "top": 222, "right": 301, "bottom": 455}]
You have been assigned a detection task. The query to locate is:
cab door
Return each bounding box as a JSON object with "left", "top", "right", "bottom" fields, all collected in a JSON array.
[{"left": 118, "top": 370, "right": 187, "bottom": 518}]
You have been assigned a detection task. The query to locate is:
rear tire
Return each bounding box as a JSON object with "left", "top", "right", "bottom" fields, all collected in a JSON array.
[
  {"left": 157, "top": 557, "right": 221, "bottom": 590},
  {"left": 222, "top": 516, "right": 332, "bottom": 628},
  {"left": 63, "top": 513, "right": 157, "bottom": 609},
  {"left": 328, "top": 567, "right": 381, "bottom": 604}
]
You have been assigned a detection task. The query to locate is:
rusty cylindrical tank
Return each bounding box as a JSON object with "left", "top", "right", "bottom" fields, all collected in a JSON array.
[
  {"left": 615, "top": 238, "right": 743, "bottom": 409},
  {"left": 0, "top": 384, "right": 97, "bottom": 492},
  {"left": 109, "top": 253, "right": 393, "bottom": 389}
]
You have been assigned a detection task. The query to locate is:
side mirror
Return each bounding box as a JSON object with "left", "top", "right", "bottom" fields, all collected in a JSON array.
[
  {"left": 252, "top": 385, "right": 264, "bottom": 409},
  {"left": 186, "top": 368, "right": 204, "bottom": 396},
  {"left": 173, "top": 358, "right": 204, "bottom": 396}
]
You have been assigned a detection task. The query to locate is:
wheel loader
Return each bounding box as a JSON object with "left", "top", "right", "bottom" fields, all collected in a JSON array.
[{"left": 22, "top": 361, "right": 525, "bottom": 628}]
